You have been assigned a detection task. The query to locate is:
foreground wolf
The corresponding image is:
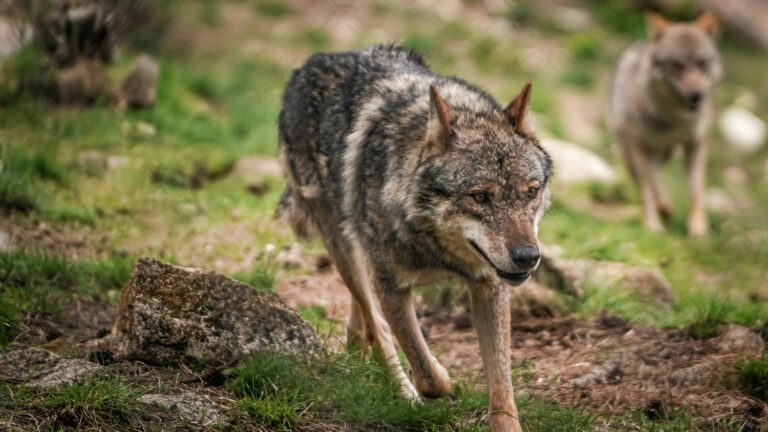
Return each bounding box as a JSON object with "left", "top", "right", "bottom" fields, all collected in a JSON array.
[
  {"left": 279, "top": 45, "right": 551, "bottom": 431},
  {"left": 609, "top": 13, "right": 721, "bottom": 236}
]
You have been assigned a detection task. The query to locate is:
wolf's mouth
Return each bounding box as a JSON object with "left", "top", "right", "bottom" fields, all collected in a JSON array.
[{"left": 468, "top": 241, "right": 530, "bottom": 286}]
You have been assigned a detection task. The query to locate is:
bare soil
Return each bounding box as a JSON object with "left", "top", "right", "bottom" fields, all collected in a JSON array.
[{"left": 277, "top": 269, "right": 768, "bottom": 429}]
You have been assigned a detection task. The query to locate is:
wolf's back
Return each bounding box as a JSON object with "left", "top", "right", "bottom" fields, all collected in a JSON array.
[{"left": 277, "top": 45, "right": 430, "bottom": 238}]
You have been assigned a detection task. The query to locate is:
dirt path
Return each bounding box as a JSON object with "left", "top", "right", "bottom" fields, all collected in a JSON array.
[{"left": 278, "top": 270, "right": 768, "bottom": 429}]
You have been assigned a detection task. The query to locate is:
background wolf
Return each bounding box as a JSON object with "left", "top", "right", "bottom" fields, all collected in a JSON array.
[
  {"left": 609, "top": 12, "right": 721, "bottom": 236},
  {"left": 279, "top": 44, "right": 552, "bottom": 431}
]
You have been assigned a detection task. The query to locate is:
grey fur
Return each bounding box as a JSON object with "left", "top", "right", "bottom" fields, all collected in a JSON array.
[
  {"left": 609, "top": 14, "right": 722, "bottom": 235},
  {"left": 278, "top": 44, "right": 551, "bottom": 431}
]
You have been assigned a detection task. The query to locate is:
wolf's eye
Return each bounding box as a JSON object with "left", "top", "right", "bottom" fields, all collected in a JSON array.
[
  {"left": 470, "top": 192, "right": 492, "bottom": 205},
  {"left": 669, "top": 61, "right": 684, "bottom": 72},
  {"left": 695, "top": 59, "right": 709, "bottom": 70},
  {"left": 527, "top": 186, "right": 540, "bottom": 199}
]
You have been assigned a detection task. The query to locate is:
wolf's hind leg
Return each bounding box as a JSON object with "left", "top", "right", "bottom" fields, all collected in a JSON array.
[
  {"left": 376, "top": 283, "right": 452, "bottom": 398},
  {"left": 326, "top": 236, "right": 419, "bottom": 400}
]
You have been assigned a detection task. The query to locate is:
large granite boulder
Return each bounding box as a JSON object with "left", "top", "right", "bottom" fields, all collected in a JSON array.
[{"left": 108, "top": 257, "right": 320, "bottom": 366}]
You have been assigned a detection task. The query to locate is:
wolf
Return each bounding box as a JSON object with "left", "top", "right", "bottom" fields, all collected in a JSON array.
[
  {"left": 278, "top": 44, "right": 552, "bottom": 431},
  {"left": 609, "top": 12, "right": 721, "bottom": 236}
]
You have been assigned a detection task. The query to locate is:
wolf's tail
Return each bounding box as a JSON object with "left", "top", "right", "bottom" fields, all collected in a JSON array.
[{"left": 275, "top": 187, "right": 317, "bottom": 240}]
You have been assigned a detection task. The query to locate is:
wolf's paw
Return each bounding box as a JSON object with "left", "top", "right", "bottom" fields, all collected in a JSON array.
[
  {"left": 688, "top": 213, "right": 708, "bottom": 236},
  {"left": 488, "top": 411, "right": 523, "bottom": 432},
  {"left": 643, "top": 218, "right": 665, "bottom": 233},
  {"left": 400, "top": 378, "right": 421, "bottom": 403},
  {"left": 414, "top": 361, "right": 452, "bottom": 398}
]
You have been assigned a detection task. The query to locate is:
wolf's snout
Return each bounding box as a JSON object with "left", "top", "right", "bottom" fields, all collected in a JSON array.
[
  {"left": 510, "top": 244, "right": 540, "bottom": 270},
  {"left": 686, "top": 91, "right": 702, "bottom": 110}
]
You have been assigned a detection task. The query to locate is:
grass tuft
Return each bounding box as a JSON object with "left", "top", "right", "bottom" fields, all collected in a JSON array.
[
  {"left": 254, "top": 0, "right": 294, "bottom": 18},
  {"left": 685, "top": 296, "right": 734, "bottom": 340},
  {"left": 1, "top": 375, "right": 148, "bottom": 430},
  {"left": 0, "top": 251, "right": 133, "bottom": 346},
  {"left": 736, "top": 357, "right": 768, "bottom": 402},
  {"left": 230, "top": 351, "right": 596, "bottom": 431}
]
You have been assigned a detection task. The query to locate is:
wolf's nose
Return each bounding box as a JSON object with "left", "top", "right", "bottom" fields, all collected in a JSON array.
[
  {"left": 511, "top": 244, "right": 540, "bottom": 270},
  {"left": 687, "top": 91, "right": 702, "bottom": 108}
]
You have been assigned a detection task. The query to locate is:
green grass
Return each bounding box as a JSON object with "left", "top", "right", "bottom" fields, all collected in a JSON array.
[
  {"left": 0, "top": 146, "right": 68, "bottom": 213},
  {"left": 233, "top": 265, "right": 276, "bottom": 292},
  {"left": 230, "top": 351, "right": 598, "bottom": 431},
  {"left": 1, "top": 1, "right": 767, "bottom": 429},
  {"left": 253, "top": 0, "right": 294, "bottom": 18},
  {"left": 736, "top": 357, "right": 768, "bottom": 403},
  {"left": 0, "top": 375, "right": 149, "bottom": 431},
  {"left": 0, "top": 251, "right": 133, "bottom": 347}
]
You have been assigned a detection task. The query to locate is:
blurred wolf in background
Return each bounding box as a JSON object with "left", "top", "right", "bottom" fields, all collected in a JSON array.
[
  {"left": 278, "top": 44, "right": 552, "bottom": 432},
  {"left": 609, "top": 12, "right": 721, "bottom": 236}
]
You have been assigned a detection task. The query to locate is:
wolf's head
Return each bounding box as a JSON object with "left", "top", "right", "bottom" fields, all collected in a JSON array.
[
  {"left": 646, "top": 12, "right": 722, "bottom": 111},
  {"left": 411, "top": 83, "right": 552, "bottom": 285}
]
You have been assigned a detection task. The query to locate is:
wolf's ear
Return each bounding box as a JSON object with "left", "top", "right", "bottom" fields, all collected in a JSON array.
[
  {"left": 695, "top": 12, "right": 718, "bottom": 36},
  {"left": 647, "top": 12, "right": 670, "bottom": 40},
  {"left": 427, "top": 84, "right": 453, "bottom": 155},
  {"left": 504, "top": 82, "right": 532, "bottom": 135}
]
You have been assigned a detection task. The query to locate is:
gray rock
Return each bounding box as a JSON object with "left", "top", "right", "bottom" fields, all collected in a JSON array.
[
  {"left": 138, "top": 393, "right": 228, "bottom": 425},
  {"left": 120, "top": 54, "right": 159, "bottom": 109},
  {"left": 0, "top": 347, "right": 101, "bottom": 388},
  {"left": 669, "top": 362, "right": 714, "bottom": 385},
  {"left": 714, "top": 325, "right": 764, "bottom": 356},
  {"left": 57, "top": 58, "right": 112, "bottom": 106},
  {"left": 108, "top": 257, "right": 320, "bottom": 366},
  {"left": 536, "top": 250, "right": 674, "bottom": 304},
  {"left": 719, "top": 105, "right": 766, "bottom": 154},
  {"left": 539, "top": 138, "right": 617, "bottom": 185},
  {"left": 276, "top": 243, "right": 306, "bottom": 269},
  {"left": 571, "top": 359, "right": 622, "bottom": 387}
]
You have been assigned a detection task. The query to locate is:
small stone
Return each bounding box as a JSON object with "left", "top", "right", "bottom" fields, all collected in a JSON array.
[
  {"left": 57, "top": 59, "right": 112, "bottom": 106},
  {"left": 135, "top": 121, "right": 156, "bottom": 137},
  {"left": 714, "top": 325, "right": 764, "bottom": 356},
  {"left": 276, "top": 243, "right": 305, "bottom": 269},
  {"left": 138, "top": 393, "right": 227, "bottom": 425},
  {"left": 0, "top": 347, "right": 102, "bottom": 388},
  {"left": 719, "top": 106, "right": 766, "bottom": 154},
  {"left": 571, "top": 359, "right": 622, "bottom": 387},
  {"left": 246, "top": 180, "right": 269, "bottom": 196},
  {"left": 539, "top": 137, "right": 617, "bottom": 185},
  {"left": 120, "top": 54, "right": 159, "bottom": 109},
  {"left": 669, "top": 362, "right": 713, "bottom": 385}
]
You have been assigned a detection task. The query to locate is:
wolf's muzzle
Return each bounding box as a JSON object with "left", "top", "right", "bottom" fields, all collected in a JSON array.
[{"left": 469, "top": 241, "right": 531, "bottom": 286}]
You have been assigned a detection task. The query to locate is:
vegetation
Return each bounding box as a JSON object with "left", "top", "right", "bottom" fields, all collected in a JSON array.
[{"left": 1, "top": 0, "right": 766, "bottom": 430}]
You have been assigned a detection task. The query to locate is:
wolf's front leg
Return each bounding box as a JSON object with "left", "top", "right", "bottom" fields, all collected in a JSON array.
[
  {"left": 469, "top": 280, "right": 521, "bottom": 432},
  {"left": 685, "top": 140, "right": 708, "bottom": 236},
  {"left": 377, "top": 279, "right": 452, "bottom": 398}
]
